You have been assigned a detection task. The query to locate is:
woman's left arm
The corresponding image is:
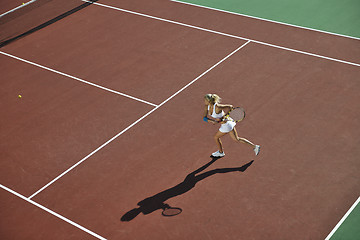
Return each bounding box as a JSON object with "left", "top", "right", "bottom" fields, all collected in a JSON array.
[{"left": 217, "top": 104, "right": 234, "bottom": 115}]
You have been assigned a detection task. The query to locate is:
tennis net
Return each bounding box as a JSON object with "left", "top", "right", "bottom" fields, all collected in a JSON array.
[{"left": 0, "top": 0, "right": 97, "bottom": 47}]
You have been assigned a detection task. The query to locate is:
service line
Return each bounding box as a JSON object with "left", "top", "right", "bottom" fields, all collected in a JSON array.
[
  {"left": 0, "top": 51, "right": 158, "bottom": 107},
  {"left": 0, "top": 0, "right": 37, "bottom": 18}
]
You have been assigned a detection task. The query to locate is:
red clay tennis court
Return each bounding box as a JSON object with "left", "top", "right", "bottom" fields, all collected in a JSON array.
[{"left": 1, "top": 0, "right": 359, "bottom": 239}]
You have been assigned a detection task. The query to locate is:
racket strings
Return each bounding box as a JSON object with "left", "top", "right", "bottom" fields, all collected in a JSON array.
[
  {"left": 229, "top": 111, "right": 244, "bottom": 119},
  {"left": 228, "top": 108, "right": 245, "bottom": 122}
]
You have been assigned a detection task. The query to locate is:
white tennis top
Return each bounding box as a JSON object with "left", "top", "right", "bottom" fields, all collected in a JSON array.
[{"left": 209, "top": 103, "right": 224, "bottom": 119}]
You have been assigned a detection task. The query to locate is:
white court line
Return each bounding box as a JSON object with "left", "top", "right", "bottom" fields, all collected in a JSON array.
[
  {"left": 325, "top": 196, "right": 360, "bottom": 240},
  {"left": 0, "top": 184, "right": 107, "bottom": 240},
  {"left": 170, "top": 0, "right": 360, "bottom": 41},
  {"left": 0, "top": 0, "right": 37, "bottom": 18},
  {"left": 29, "top": 41, "right": 250, "bottom": 199},
  {"left": 0, "top": 51, "right": 158, "bottom": 107},
  {"left": 84, "top": 0, "right": 360, "bottom": 67}
]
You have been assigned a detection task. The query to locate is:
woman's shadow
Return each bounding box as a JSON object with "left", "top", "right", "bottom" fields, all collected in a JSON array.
[{"left": 121, "top": 157, "right": 254, "bottom": 221}]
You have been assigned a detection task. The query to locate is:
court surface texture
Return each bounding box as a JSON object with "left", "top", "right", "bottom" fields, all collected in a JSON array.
[{"left": 1, "top": 0, "right": 359, "bottom": 239}]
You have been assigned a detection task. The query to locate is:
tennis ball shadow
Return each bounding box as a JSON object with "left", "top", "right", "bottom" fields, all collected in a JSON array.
[{"left": 120, "top": 157, "right": 254, "bottom": 222}]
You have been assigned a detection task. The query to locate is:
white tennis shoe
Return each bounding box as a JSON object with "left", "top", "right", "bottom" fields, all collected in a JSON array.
[
  {"left": 212, "top": 150, "right": 225, "bottom": 157},
  {"left": 254, "top": 145, "right": 261, "bottom": 156}
]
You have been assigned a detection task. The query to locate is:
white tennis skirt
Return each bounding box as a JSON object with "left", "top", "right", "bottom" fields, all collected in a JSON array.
[{"left": 219, "top": 121, "right": 236, "bottom": 133}]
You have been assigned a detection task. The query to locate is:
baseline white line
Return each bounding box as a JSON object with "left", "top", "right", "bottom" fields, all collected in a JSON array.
[
  {"left": 325, "top": 196, "right": 360, "bottom": 240},
  {"left": 82, "top": 0, "right": 249, "bottom": 41},
  {"left": 0, "top": 51, "right": 158, "bottom": 107},
  {"left": 29, "top": 41, "right": 250, "bottom": 199},
  {"left": 85, "top": 1, "right": 360, "bottom": 67},
  {"left": 170, "top": 0, "right": 360, "bottom": 41},
  {"left": 0, "top": 184, "right": 107, "bottom": 240}
]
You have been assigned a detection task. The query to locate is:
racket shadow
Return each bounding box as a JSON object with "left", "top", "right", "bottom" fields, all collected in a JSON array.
[{"left": 120, "top": 158, "right": 254, "bottom": 222}]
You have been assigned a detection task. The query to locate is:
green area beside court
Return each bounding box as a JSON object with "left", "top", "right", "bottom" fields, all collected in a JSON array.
[
  {"left": 176, "top": 0, "right": 360, "bottom": 38},
  {"left": 329, "top": 201, "right": 360, "bottom": 240}
]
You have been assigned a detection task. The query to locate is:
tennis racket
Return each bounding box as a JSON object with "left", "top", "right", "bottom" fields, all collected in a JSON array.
[
  {"left": 162, "top": 207, "right": 182, "bottom": 217},
  {"left": 222, "top": 107, "right": 246, "bottom": 123}
]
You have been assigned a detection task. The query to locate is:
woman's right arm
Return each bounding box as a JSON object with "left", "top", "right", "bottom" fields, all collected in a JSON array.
[
  {"left": 203, "top": 105, "right": 217, "bottom": 124},
  {"left": 203, "top": 105, "right": 209, "bottom": 122}
]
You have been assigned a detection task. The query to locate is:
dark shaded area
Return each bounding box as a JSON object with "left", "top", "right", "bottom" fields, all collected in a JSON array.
[
  {"left": 121, "top": 158, "right": 254, "bottom": 221},
  {"left": 0, "top": 0, "right": 98, "bottom": 48}
]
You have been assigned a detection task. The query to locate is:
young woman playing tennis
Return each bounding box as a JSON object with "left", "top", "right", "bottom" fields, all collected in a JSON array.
[{"left": 203, "top": 94, "right": 260, "bottom": 157}]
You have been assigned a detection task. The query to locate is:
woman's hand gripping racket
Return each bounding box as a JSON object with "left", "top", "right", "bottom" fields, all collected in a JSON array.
[{"left": 222, "top": 107, "right": 246, "bottom": 123}]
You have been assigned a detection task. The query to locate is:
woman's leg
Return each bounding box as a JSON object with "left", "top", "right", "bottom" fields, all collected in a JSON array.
[
  {"left": 229, "top": 127, "right": 256, "bottom": 148},
  {"left": 214, "top": 131, "right": 227, "bottom": 153}
]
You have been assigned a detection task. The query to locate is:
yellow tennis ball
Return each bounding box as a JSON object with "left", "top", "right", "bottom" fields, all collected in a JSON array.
[{"left": 18, "top": 95, "right": 22, "bottom": 98}]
